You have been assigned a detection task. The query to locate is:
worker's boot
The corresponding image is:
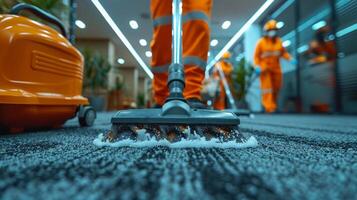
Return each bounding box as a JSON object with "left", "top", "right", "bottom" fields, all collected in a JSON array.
[
  {"left": 153, "top": 98, "right": 207, "bottom": 109},
  {"left": 152, "top": 104, "right": 163, "bottom": 108},
  {"left": 187, "top": 98, "right": 207, "bottom": 109}
]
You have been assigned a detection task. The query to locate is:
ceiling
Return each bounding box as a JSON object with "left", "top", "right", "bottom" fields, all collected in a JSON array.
[{"left": 76, "top": 0, "right": 281, "bottom": 76}]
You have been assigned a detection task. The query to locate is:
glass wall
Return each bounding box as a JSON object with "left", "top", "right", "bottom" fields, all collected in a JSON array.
[
  {"left": 260, "top": 0, "right": 357, "bottom": 113},
  {"left": 335, "top": 0, "right": 357, "bottom": 113},
  {"left": 298, "top": 0, "right": 336, "bottom": 113}
]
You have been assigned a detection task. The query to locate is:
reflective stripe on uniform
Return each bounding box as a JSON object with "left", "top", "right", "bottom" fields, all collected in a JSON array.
[
  {"left": 151, "top": 56, "right": 207, "bottom": 73},
  {"left": 153, "top": 11, "right": 210, "bottom": 28},
  {"left": 151, "top": 64, "right": 170, "bottom": 73},
  {"left": 183, "top": 11, "right": 209, "bottom": 24},
  {"left": 261, "top": 88, "right": 273, "bottom": 94},
  {"left": 152, "top": 15, "right": 171, "bottom": 27},
  {"left": 182, "top": 56, "right": 206, "bottom": 71}
]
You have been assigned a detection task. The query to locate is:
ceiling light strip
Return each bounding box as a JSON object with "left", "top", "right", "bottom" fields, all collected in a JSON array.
[
  {"left": 336, "top": 23, "right": 357, "bottom": 38},
  {"left": 206, "top": 0, "right": 275, "bottom": 73},
  {"left": 271, "top": 0, "right": 294, "bottom": 19},
  {"left": 91, "top": 0, "right": 153, "bottom": 79}
]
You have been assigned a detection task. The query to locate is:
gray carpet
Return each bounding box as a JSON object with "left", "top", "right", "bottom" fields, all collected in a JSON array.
[{"left": 1, "top": 113, "right": 356, "bottom": 200}]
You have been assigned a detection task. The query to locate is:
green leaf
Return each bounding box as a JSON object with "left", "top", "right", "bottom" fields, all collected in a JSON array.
[{"left": 81, "top": 48, "right": 113, "bottom": 93}]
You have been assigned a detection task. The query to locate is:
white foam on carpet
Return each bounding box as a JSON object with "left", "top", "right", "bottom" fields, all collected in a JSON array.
[{"left": 93, "top": 132, "right": 258, "bottom": 149}]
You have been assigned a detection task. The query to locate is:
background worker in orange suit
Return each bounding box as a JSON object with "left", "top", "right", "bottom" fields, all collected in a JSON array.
[
  {"left": 213, "top": 52, "right": 233, "bottom": 110},
  {"left": 254, "top": 20, "right": 292, "bottom": 113},
  {"left": 307, "top": 25, "right": 337, "bottom": 64},
  {"left": 150, "top": 0, "right": 212, "bottom": 108}
]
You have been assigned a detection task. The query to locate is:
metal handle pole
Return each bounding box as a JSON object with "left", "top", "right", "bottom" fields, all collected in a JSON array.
[
  {"left": 165, "top": 0, "right": 186, "bottom": 102},
  {"left": 172, "top": 0, "right": 183, "bottom": 64},
  {"left": 217, "top": 64, "right": 237, "bottom": 110},
  {"left": 162, "top": 0, "right": 190, "bottom": 115}
]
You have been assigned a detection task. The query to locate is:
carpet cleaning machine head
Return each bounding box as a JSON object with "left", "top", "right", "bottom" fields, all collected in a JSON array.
[{"left": 106, "top": 0, "right": 254, "bottom": 146}]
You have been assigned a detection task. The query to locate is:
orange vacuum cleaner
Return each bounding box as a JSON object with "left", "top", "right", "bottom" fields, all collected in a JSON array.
[{"left": 0, "top": 3, "right": 96, "bottom": 133}]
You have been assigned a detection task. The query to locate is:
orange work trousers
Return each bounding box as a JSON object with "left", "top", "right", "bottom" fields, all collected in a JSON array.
[
  {"left": 260, "top": 67, "right": 282, "bottom": 113},
  {"left": 213, "top": 83, "right": 226, "bottom": 110},
  {"left": 150, "top": 0, "right": 212, "bottom": 105},
  {"left": 212, "top": 61, "right": 233, "bottom": 110}
]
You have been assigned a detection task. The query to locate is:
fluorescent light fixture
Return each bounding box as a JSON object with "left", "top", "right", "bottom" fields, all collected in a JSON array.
[
  {"left": 91, "top": 0, "right": 153, "bottom": 79},
  {"left": 129, "top": 20, "right": 139, "bottom": 29},
  {"left": 297, "top": 44, "right": 308, "bottom": 53},
  {"left": 75, "top": 20, "right": 86, "bottom": 29},
  {"left": 145, "top": 51, "right": 152, "bottom": 58},
  {"left": 208, "top": 52, "right": 210, "bottom": 57},
  {"left": 271, "top": 0, "right": 294, "bottom": 19},
  {"left": 139, "top": 39, "right": 147, "bottom": 46},
  {"left": 210, "top": 39, "right": 218, "bottom": 47},
  {"left": 328, "top": 34, "right": 335, "bottom": 40},
  {"left": 283, "top": 40, "right": 291, "bottom": 47},
  {"left": 281, "top": 1, "right": 352, "bottom": 42},
  {"left": 276, "top": 21, "right": 285, "bottom": 29},
  {"left": 221, "top": 20, "right": 231, "bottom": 29},
  {"left": 282, "top": 9, "right": 330, "bottom": 40},
  {"left": 206, "top": 0, "right": 275, "bottom": 73},
  {"left": 336, "top": 23, "right": 357, "bottom": 37},
  {"left": 312, "top": 20, "right": 327, "bottom": 30},
  {"left": 282, "top": 30, "right": 295, "bottom": 41},
  {"left": 299, "top": 10, "right": 329, "bottom": 32},
  {"left": 117, "top": 58, "right": 125, "bottom": 64},
  {"left": 338, "top": 52, "right": 345, "bottom": 58}
]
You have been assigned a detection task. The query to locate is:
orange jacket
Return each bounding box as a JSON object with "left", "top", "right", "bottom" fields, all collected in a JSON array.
[
  {"left": 254, "top": 37, "right": 291, "bottom": 71},
  {"left": 308, "top": 40, "right": 337, "bottom": 62},
  {"left": 213, "top": 60, "right": 233, "bottom": 79}
]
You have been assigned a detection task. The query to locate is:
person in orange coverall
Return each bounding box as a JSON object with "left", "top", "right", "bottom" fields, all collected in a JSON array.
[
  {"left": 213, "top": 52, "right": 233, "bottom": 110},
  {"left": 150, "top": 0, "right": 212, "bottom": 108},
  {"left": 307, "top": 26, "right": 337, "bottom": 64},
  {"left": 254, "top": 20, "right": 292, "bottom": 113}
]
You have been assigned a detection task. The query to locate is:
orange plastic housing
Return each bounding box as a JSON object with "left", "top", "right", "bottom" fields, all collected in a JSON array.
[{"left": 0, "top": 15, "right": 88, "bottom": 133}]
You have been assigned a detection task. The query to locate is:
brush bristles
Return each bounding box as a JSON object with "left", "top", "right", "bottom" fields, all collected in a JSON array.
[{"left": 105, "top": 124, "right": 247, "bottom": 143}]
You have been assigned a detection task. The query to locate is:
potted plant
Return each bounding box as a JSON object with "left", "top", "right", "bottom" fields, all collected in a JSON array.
[
  {"left": 108, "top": 76, "right": 124, "bottom": 110},
  {"left": 82, "top": 49, "right": 112, "bottom": 111},
  {"left": 137, "top": 92, "right": 145, "bottom": 108},
  {"left": 232, "top": 58, "right": 255, "bottom": 109}
]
